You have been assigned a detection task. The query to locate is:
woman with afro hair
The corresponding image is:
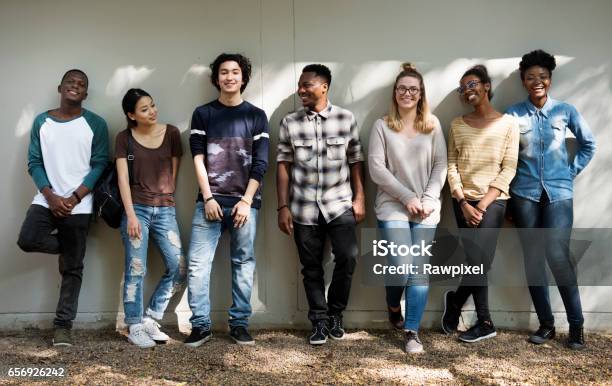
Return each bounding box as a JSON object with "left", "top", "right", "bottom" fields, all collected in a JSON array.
[{"left": 506, "top": 49, "right": 596, "bottom": 350}]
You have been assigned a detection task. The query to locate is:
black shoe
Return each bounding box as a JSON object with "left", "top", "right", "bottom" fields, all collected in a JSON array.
[
  {"left": 309, "top": 320, "right": 329, "bottom": 345},
  {"left": 328, "top": 315, "right": 345, "bottom": 340},
  {"left": 388, "top": 307, "right": 404, "bottom": 330},
  {"left": 529, "top": 325, "right": 555, "bottom": 344},
  {"left": 459, "top": 320, "right": 497, "bottom": 343},
  {"left": 184, "top": 327, "right": 212, "bottom": 347},
  {"left": 566, "top": 326, "right": 585, "bottom": 350},
  {"left": 230, "top": 326, "right": 255, "bottom": 345},
  {"left": 441, "top": 290, "right": 460, "bottom": 335}
]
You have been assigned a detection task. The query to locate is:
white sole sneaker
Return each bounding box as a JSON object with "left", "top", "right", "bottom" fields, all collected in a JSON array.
[
  {"left": 231, "top": 337, "right": 255, "bottom": 346},
  {"left": 184, "top": 333, "right": 212, "bottom": 348},
  {"left": 458, "top": 330, "right": 497, "bottom": 343},
  {"left": 128, "top": 336, "right": 156, "bottom": 348},
  {"left": 309, "top": 338, "right": 327, "bottom": 345}
]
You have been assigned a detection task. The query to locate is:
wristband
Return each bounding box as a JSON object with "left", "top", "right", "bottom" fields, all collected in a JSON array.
[
  {"left": 277, "top": 204, "right": 289, "bottom": 212},
  {"left": 72, "top": 191, "right": 82, "bottom": 203},
  {"left": 240, "top": 196, "right": 253, "bottom": 206},
  {"left": 475, "top": 205, "right": 487, "bottom": 214},
  {"left": 205, "top": 196, "right": 215, "bottom": 203}
]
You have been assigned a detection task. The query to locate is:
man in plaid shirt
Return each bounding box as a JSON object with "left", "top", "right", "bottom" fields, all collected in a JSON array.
[{"left": 276, "top": 64, "right": 365, "bottom": 345}]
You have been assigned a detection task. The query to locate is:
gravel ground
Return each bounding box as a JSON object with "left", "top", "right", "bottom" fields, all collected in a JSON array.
[{"left": 0, "top": 328, "right": 610, "bottom": 385}]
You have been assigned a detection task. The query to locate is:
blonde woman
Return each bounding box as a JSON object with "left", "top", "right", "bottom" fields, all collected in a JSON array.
[{"left": 368, "top": 63, "right": 447, "bottom": 353}]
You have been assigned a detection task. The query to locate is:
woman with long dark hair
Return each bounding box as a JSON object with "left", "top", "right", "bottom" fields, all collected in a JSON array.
[
  {"left": 116, "top": 88, "right": 185, "bottom": 348},
  {"left": 506, "top": 50, "right": 596, "bottom": 349},
  {"left": 441, "top": 65, "right": 519, "bottom": 342}
]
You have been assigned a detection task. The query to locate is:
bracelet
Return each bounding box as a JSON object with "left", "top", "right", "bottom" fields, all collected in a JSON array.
[
  {"left": 459, "top": 198, "right": 468, "bottom": 207},
  {"left": 240, "top": 196, "right": 253, "bottom": 206},
  {"left": 204, "top": 196, "right": 215, "bottom": 203},
  {"left": 277, "top": 204, "right": 289, "bottom": 212},
  {"left": 72, "top": 191, "right": 82, "bottom": 203},
  {"left": 475, "top": 205, "right": 487, "bottom": 214}
]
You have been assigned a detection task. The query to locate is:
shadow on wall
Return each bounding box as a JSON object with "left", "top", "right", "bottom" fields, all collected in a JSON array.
[{"left": 6, "top": 53, "right": 611, "bottom": 326}]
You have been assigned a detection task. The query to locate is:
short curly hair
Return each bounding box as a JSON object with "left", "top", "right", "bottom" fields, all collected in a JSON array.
[
  {"left": 519, "top": 49, "right": 556, "bottom": 80},
  {"left": 210, "top": 53, "right": 252, "bottom": 93},
  {"left": 302, "top": 64, "right": 332, "bottom": 87}
]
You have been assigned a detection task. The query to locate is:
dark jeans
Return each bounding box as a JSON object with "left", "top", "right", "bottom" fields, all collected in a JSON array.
[
  {"left": 293, "top": 209, "right": 358, "bottom": 323},
  {"left": 17, "top": 204, "right": 90, "bottom": 329},
  {"left": 451, "top": 199, "right": 506, "bottom": 323},
  {"left": 510, "top": 191, "right": 584, "bottom": 328}
]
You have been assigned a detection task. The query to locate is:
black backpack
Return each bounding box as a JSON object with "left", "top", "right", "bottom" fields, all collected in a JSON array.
[{"left": 93, "top": 130, "right": 134, "bottom": 228}]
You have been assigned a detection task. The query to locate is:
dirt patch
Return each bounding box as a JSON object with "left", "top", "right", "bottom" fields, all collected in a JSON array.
[{"left": 0, "top": 328, "right": 610, "bottom": 385}]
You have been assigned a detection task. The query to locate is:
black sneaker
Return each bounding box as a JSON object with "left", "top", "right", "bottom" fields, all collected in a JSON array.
[
  {"left": 441, "top": 290, "right": 460, "bottom": 335},
  {"left": 388, "top": 306, "right": 404, "bottom": 330},
  {"left": 328, "top": 315, "right": 345, "bottom": 340},
  {"left": 458, "top": 320, "right": 497, "bottom": 343},
  {"left": 230, "top": 326, "right": 255, "bottom": 345},
  {"left": 184, "top": 327, "right": 212, "bottom": 347},
  {"left": 566, "top": 326, "right": 585, "bottom": 350},
  {"left": 309, "top": 320, "right": 329, "bottom": 345},
  {"left": 529, "top": 325, "right": 555, "bottom": 344}
]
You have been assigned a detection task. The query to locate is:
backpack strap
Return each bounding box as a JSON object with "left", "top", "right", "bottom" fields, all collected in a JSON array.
[{"left": 127, "top": 129, "right": 135, "bottom": 186}]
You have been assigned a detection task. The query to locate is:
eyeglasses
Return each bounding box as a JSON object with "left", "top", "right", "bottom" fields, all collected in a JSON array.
[
  {"left": 395, "top": 86, "right": 421, "bottom": 96},
  {"left": 456, "top": 80, "right": 482, "bottom": 95}
]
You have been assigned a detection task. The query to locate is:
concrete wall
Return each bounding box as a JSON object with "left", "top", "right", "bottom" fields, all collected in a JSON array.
[{"left": 1, "top": 0, "right": 611, "bottom": 331}]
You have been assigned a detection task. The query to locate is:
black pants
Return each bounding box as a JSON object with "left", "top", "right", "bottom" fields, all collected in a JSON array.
[
  {"left": 293, "top": 209, "right": 358, "bottom": 323},
  {"left": 17, "top": 204, "right": 90, "bottom": 329},
  {"left": 451, "top": 200, "right": 506, "bottom": 323}
]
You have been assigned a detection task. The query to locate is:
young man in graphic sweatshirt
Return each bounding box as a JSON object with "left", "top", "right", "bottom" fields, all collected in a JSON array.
[{"left": 185, "top": 53, "right": 269, "bottom": 347}]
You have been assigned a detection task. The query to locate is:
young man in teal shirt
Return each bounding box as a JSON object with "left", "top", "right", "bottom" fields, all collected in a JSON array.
[{"left": 17, "top": 69, "right": 109, "bottom": 346}]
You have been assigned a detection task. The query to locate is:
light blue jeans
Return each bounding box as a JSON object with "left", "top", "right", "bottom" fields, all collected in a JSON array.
[
  {"left": 120, "top": 205, "right": 186, "bottom": 325},
  {"left": 378, "top": 220, "right": 436, "bottom": 332},
  {"left": 187, "top": 202, "right": 258, "bottom": 330}
]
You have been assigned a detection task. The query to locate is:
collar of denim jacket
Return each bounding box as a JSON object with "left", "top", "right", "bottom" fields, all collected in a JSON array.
[{"left": 525, "top": 96, "right": 556, "bottom": 118}]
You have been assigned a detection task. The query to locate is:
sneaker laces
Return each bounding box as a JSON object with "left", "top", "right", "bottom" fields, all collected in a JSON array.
[
  {"left": 145, "top": 318, "right": 161, "bottom": 328},
  {"left": 144, "top": 318, "right": 162, "bottom": 333},
  {"left": 130, "top": 326, "right": 148, "bottom": 339},
  {"left": 570, "top": 327, "right": 584, "bottom": 341},
  {"left": 406, "top": 330, "right": 421, "bottom": 344},
  {"left": 331, "top": 315, "right": 342, "bottom": 330},
  {"left": 316, "top": 320, "right": 328, "bottom": 332}
]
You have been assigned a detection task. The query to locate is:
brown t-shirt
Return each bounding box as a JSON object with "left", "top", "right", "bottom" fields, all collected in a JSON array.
[{"left": 115, "top": 125, "right": 183, "bottom": 207}]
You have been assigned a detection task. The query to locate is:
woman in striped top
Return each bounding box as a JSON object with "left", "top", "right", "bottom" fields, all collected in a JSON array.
[{"left": 441, "top": 65, "right": 519, "bottom": 343}]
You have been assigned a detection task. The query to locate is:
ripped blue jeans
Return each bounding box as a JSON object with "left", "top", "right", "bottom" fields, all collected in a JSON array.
[{"left": 120, "top": 204, "right": 186, "bottom": 325}]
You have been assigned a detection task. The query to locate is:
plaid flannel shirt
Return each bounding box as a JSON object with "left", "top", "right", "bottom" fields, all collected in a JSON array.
[{"left": 277, "top": 102, "right": 364, "bottom": 225}]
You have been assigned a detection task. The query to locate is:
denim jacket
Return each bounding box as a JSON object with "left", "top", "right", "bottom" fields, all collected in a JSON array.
[{"left": 505, "top": 97, "right": 596, "bottom": 202}]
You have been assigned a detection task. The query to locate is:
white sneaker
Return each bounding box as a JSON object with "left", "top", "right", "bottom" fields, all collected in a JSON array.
[
  {"left": 128, "top": 323, "right": 156, "bottom": 348},
  {"left": 143, "top": 317, "right": 169, "bottom": 342}
]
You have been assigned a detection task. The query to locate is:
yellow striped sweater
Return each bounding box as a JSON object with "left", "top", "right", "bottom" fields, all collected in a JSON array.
[{"left": 447, "top": 115, "right": 519, "bottom": 200}]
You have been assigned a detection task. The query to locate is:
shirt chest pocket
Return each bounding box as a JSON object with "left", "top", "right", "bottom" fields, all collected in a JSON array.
[
  {"left": 518, "top": 119, "right": 533, "bottom": 149},
  {"left": 294, "top": 138, "right": 314, "bottom": 162},
  {"left": 551, "top": 119, "right": 567, "bottom": 144},
  {"left": 326, "top": 137, "right": 346, "bottom": 161}
]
